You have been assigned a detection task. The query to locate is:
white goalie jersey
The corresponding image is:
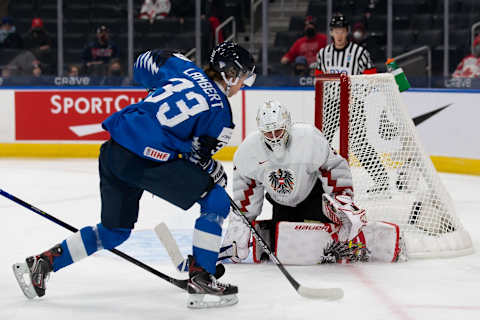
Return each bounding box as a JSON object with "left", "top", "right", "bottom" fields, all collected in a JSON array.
[{"left": 233, "top": 123, "right": 354, "bottom": 220}]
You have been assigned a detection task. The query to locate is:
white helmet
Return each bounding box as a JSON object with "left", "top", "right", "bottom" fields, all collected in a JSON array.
[{"left": 256, "top": 100, "right": 292, "bottom": 157}]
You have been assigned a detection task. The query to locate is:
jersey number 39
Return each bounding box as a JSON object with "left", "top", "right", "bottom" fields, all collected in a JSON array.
[{"left": 144, "top": 78, "right": 209, "bottom": 127}]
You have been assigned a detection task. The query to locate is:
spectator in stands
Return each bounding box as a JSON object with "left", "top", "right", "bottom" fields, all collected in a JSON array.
[
  {"left": 23, "top": 18, "right": 54, "bottom": 74},
  {"left": 67, "top": 64, "right": 80, "bottom": 77},
  {"left": 32, "top": 65, "right": 42, "bottom": 77},
  {"left": 280, "top": 16, "right": 327, "bottom": 68},
  {"left": 139, "top": 0, "right": 171, "bottom": 23},
  {"left": 452, "top": 35, "right": 480, "bottom": 78},
  {"left": 292, "top": 56, "right": 310, "bottom": 77},
  {"left": 0, "top": 16, "right": 23, "bottom": 49},
  {"left": 82, "top": 25, "right": 119, "bottom": 76},
  {"left": 5, "top": 50, "right": 40, "bottom": 76},
  {"left": 351, "top": 22, "right": 367, "bottom": 46},
  {"left": 107, "top": 58, "right": 123, "bottom": 77},
  {"left": 102, "top": 58, "right": 127, "bottom": 86}
]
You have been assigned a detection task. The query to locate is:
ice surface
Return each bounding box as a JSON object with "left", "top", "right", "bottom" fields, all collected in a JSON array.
[{"left": 1, "top": 159, "right": 479, "bottom": 320}]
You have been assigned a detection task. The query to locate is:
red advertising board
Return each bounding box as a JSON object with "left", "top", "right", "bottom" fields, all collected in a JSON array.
[{"left": 15, "top": 90, "right": 147, "bottom": 140}]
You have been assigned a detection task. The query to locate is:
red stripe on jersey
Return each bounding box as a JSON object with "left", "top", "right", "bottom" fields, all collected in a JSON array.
[
  {"left": 319, "top": 168, "right": 353, "bottom": 194},
  {"left": 240, "top": 179, "right": 257, "bottom": 212}
]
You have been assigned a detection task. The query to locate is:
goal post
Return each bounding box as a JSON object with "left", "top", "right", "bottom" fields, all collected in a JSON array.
[{"left": 314, "top": 73, "right": 473, "bottom": 258}]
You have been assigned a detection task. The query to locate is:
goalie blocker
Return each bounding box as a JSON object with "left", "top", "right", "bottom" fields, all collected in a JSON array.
[{"left": 252, "top": 220, "right": 406, "bottom": 264}]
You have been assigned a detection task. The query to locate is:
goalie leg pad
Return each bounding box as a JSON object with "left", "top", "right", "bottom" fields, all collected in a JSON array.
[
  {"left": 275, "top": 222, "right": 339, "bottom": 265},
  {"left": 358, "top": 221, "right": 404, "bottom": 262},
  {"left": 274, "top": 221, "right": 403, "bottom": 264}
]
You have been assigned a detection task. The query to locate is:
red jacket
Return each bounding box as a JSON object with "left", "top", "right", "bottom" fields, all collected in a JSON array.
[{"left": 283, "top": 33, "right": 327, "bottom": 65}]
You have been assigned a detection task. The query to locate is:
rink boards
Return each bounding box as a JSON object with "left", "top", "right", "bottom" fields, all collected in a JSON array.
[{"left": 0, "top": 87, "right": 478, "bottom": 174}]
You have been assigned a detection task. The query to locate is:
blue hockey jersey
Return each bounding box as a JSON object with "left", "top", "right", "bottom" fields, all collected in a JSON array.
[{"left": 102, "top": 52, "right": 234, "bottom": 162}]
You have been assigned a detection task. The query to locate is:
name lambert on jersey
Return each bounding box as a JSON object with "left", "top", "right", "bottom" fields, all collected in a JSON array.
[{"left": 183, "top": 68, "right": 224, "bottom": 109}]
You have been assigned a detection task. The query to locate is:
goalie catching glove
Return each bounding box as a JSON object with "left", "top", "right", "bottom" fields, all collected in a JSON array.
[
  {"left": 322, "top": 194, "right": 367, "bottom": 242},
  {"left": 218, "top": 213, "right": 251, "bottom": 262}
]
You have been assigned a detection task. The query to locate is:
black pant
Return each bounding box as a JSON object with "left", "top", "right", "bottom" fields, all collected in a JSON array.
[
  {"left": 265, "top": 180, "right": 333, "bottom": 249},
  {"left": 99, "top": 139, "right": 213, "bottom": 229}
]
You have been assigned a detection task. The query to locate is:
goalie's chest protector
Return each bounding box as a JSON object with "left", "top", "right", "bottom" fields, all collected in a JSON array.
[{"left": 240, "top": 124, "right": 324, "bottom": 207}]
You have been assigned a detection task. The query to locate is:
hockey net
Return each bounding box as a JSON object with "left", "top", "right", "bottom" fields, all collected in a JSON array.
[{"left": 315, "top": 73, "right": 473, "bottom": 258}]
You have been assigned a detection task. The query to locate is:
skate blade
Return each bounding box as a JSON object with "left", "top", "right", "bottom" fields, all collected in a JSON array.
[
  {"left": 187, "top": 293, "right": 238, "bottom": 309},
  {"left": 12, "top": 263, "right": 37, "bottom": 299}
]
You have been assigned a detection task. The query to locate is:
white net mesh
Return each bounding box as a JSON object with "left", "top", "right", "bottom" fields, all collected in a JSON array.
[{"left": 316, "top": 73, "right": 472, "bottom": 258}]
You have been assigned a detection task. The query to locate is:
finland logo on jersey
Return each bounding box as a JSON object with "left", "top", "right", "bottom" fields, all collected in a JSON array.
[{"left": 267, "top": 168, "right": 296, "bottom": 194}]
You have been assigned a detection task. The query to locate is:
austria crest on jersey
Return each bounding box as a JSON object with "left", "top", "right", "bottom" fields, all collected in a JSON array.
[{"left": 267, "top": 168, "right": 296, "bottom": 194}]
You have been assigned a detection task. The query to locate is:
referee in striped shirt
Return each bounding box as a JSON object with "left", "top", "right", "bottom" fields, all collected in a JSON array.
[
  {"left": 315, "top": 14, "right": 389, "bottom": 196},
  {"left": 316, "top": 15, "right": 376, "bottom": 75}
]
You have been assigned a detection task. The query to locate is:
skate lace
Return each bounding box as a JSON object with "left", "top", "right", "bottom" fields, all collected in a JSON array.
[{"left": 210, "top": 275, "right": 229, "bottom": 290}]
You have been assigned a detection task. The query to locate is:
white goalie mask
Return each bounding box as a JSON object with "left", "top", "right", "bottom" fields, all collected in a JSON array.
[{"left": 256, "top": 100, "right": 292, "bottom": 157}]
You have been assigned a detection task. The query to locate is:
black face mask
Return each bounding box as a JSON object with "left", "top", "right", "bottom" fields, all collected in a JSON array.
[{"left": 305, "top": 27, "right": 316, "bottom": 38}]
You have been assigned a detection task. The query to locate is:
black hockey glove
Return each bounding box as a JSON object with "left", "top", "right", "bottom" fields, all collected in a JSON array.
[
  {"left": 202, "top": 158, "right": 227, "bottom": 188},
  {"left": 188, "top": 136, "right": 227, "bottom": 188}
]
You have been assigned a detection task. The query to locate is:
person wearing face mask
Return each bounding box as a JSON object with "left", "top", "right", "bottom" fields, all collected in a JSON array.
[
  {"left": 292, "top": 56, "right": 310, "bottom": 76},
  {"left": 452, "top": 35, "right": 480, "bottom": 78},
  {"left": 280, "top": 16, "right": 327, "bottom": 67},
  {"left": 82, "top": 25, "right": 119, "bottom": 76},
  {"left": 0, "top": 16, "right": 23, "bottom": 49},
  {"left": 23, "top": 18, "right": 54, "bottom": 74}
]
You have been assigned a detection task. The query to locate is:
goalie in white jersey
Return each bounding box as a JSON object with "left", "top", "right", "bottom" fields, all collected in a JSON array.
[{"left": 219, "top": 100, "right": 406, "bottom": 265}]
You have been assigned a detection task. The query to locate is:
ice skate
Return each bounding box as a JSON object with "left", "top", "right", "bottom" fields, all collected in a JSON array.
[
  {"left": 12, "top": 244, "right": 62, "bottom": 299},
  {"left": 187, "top": 255, "right": 238, "bottom": 309}
]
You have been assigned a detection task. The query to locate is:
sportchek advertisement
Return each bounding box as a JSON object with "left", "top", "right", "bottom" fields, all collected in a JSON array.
[{"left": 15, "top": 90, "right": 146, "bottom": 140}]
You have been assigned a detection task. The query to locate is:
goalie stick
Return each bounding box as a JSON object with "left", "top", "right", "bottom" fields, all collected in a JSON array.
[
  {"left": 228, "top": 195, "right": 344, "bottom": 300},
  {"left": 0, "top": 188, "right": 189, "bottom": 291}
]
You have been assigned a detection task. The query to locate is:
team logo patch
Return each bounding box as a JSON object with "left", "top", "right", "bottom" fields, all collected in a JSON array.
[
  {"left": 144, "top": 147, "right": 170, "bottom": 161},
  {"left": 267, "top": 168, "right": 296, "bottom": 194}
]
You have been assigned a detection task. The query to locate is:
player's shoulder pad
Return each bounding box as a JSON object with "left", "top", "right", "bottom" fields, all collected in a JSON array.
[
  {"left": 289, "top": 123, "right": 330, "bottom": 156},
  {"left": 290, "top": 123, "right": 323, "bottom": 140},
  {"left": 233, "top": 131, "right": 263, "bottom": 174},
  {"left": 134, "top": 50, "right": 196, "bottom": 91}
]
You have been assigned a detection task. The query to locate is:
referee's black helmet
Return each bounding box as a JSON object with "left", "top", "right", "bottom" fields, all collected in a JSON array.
[{"left": 329, "top": 14, "right": 349, "bottom": 29}]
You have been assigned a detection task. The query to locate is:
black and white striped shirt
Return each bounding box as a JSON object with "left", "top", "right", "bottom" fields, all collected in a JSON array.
[{"left": 316, "top": 41, "right": 375, "bottom": 75}]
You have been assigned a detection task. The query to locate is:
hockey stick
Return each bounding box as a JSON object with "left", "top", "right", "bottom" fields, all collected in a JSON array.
[
  {"left": 154, "top": 223, "right": 189, "bottom": 272},
  {"left": 0, "top": 188, "right": 188, "bottom": 291},
  {"left": 228, "top": 195, "right": 344, "bottom": 300},
  {"left": 154, "top": 222, "right": 226, "bottom": 279}
]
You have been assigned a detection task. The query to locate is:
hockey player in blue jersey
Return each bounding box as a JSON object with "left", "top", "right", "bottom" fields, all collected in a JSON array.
[{"left": 13, "top": 41, "right": 255, "bottom": 308}]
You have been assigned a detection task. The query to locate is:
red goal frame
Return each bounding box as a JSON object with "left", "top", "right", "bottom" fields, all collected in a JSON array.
[{"left": 314, "top": 74, "right": 351, "bottom": 161}]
